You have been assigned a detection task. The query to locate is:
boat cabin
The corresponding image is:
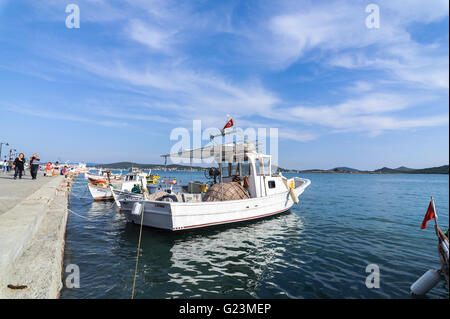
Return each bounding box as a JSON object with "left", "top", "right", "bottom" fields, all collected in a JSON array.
[
  {"left": 218, "top": 150, "right": 285, "bottom": 198},
  {"left": 124, "top": 171, "right": 147, "bottom": 184},
  {"left": 163, "top": 142, "right": 286, "bottom": 199}
]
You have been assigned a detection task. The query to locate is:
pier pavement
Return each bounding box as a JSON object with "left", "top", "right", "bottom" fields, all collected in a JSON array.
[
  {"left": 0, "top": 172, "right": 53, "bottom": 215},
  {"left": 0, "top": 171, "right": 71, "bottom": 298}
]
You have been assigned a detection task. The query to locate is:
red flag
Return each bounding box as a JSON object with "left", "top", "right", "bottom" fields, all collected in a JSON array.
[
  {"left": 222, "top": 118, "right": 234, "bottom": 131},
  {"left": 420, "top": 199, "right": 436, "bottom": 229}
]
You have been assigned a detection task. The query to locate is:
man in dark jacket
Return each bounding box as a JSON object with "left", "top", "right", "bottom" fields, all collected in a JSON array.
[{"left": 13, "top": 153, "right": 25, "bottom": 180}]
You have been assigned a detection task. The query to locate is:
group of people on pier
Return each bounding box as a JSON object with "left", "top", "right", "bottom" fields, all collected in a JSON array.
[{"left": 2, "top": 153, "right": 69, "bottom": 180}]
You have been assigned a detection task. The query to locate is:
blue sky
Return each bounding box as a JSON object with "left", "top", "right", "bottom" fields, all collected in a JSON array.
[{"left": 0, "top": 0, "right": 448, "bottom": 170}]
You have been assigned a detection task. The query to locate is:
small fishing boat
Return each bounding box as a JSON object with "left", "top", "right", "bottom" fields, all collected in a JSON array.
[
  {"left": 88, "top": 170, "right": 148, "bottom": 201},
  {"left": 112, "top": 174, "right": 184, "bottom": 207},
  {"left": 87, "top": 176, "right": 108, "bottom": 184},
  {"left": 119, "top": 141, "right": 311, "bottom": 231},
  {"left": 86, "top": 169, "right": 124, "bottom": 181},
  {"left": 87, "top": 182, "right": 115, "bottom": 201}
]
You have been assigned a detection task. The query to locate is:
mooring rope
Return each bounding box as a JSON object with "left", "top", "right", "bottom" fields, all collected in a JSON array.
[
  {"left": 131, "top": 202, "right": 145, "bottom": 299},
  {"left": 69, "top": 193, "right": 93, "bottom": 200},
  {"left": 67, "top": 208, "right": 93, "bottom": 221}
]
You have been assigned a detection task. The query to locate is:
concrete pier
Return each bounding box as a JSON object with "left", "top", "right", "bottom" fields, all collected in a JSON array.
[{"left": 0, "top": 172, "right": 71, "bottom": 298}]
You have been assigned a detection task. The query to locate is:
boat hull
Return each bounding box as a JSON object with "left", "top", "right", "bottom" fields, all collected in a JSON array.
[
  {"left": 120, "top": 178, "right": 310, "bottom": 231},
  {"left": 111, "top": 188, "right": 143, "bottom": 208},
  {"left": 88, "top": 184, "right": 113, "bottom": 200}
]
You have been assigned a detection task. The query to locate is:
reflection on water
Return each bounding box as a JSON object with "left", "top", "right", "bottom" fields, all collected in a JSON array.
[
  {"left": 61, "top": 172, "right": 449, "bottom": 299},
  {"left": 118, "top": 212, "right": 304, "bottom": 299}
]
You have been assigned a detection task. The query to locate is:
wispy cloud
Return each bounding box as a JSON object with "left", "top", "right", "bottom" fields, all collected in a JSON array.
[
  {"left": 280, "top": 93, "right": 448, "bottom": 135},
  {"left": 126, "top": 19, "right": 175, "bottom": 53},
  {"left": 278, "top": 130, "right": 318, "bottom": 142},
  {"left": 0, "top": 64, "right": 54, "bottom": 81},
  {"left": 1, "top": 103, "right": 129, "bottom": 128},
  {"left": 2, "top": 0, "right": 448, "bottom": 143}
]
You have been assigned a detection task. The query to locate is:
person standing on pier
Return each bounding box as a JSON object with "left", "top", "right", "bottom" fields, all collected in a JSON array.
[
  {"left": 12, "top": 153, "right": 25, "bottom": 180},
  {"left": 54, "top": 161, "right": 60, "bottom": 175},
  {"left": 2, "top": 160, "right": 7, "bottom": 173},
  {"left": 29, "top": 153, "right": 40, "bottom": 180},
  {"left": 45, "top": 162, "right": 53, "bottom": 176}
]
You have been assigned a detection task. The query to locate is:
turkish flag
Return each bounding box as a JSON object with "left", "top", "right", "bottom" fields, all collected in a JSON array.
[
  {"left": 420, "top": 200, "right": 436, "bottom": 229},
  {"left": 223, "top": 118, "right": 234, "bottom": 131}
]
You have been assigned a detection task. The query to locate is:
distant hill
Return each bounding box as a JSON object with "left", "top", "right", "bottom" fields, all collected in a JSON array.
[
  {"left": 373, "top": 165, "right": 449, "bottom": 174},
  {"left": 407, "top": 165, "right": 449, "bottom": 174},
  {"left": 373, "top": 167, "right": 401, "bottom": 174},
  {"left": 374, "top": 166, "right": 415, "bottom": 173},
  {"left": 395, "top": 166, "right": 415, "bottom": 172},
  {"left": 294, "top": 165, "right": 448, "bottom": 174},
  {"left": 330, "top": 167, "right": 362, "bottom": 173}
]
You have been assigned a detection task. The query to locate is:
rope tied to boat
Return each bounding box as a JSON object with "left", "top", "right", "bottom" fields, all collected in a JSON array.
[
  {"left": 67, "top": 208, "right": 93, "bottom": 221},
  {"left": 131, "top": 201, "right": 145, "bottom": 299}
]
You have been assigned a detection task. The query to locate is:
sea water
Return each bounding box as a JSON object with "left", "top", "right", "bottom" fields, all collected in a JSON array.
[{"left": 60, "top": 172, "right": 449, "bottom": 299}]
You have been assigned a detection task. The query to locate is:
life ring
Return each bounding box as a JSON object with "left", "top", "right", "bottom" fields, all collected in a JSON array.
[{"left": 243, "top": 176, "right": 250, "bottom": 188}]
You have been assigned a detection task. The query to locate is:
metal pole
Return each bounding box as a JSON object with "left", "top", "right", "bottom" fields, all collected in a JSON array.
[{"left": 0, "top": 142, "right": 9, "bottom": 162}]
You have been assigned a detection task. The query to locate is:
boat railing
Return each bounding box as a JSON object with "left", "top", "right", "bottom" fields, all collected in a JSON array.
[{"left": 292, "top": 177, "right": 311, "bottom": 190}]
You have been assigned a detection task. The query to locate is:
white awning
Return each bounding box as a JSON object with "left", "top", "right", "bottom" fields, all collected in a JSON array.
[{"left": 161, "top": 143, "right": 257, "bottom": 162}]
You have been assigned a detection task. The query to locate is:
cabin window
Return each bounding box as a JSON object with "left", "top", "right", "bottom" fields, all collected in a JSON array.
[
  {"left": 241, "top": 163, "right": 250, "bottom": 176},
  {"left": 268, "top": 181, "right": 276, "bottom": 189},
  {"left": 262, "top": 158, "right": 271, "bottom": 176},
  {"left": 221, "top": 164, "right": 229, "bottom": 177},
  {"left": 231, "top": 162, "right": 239, "bottom": 176},
  {"left": 222, "top": 162, "right": 241, "bottom": 177},
  {"left": 255, "top": 159, "right": 263, "bottom": 176},
  {"left": 255, "top": 158, "right": 271, "bottom": 176}
]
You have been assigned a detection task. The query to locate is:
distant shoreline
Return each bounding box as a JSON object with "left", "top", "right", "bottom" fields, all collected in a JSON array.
[
  {"left": 286, "top": 170, "right": 448, "bottom": 175},
  {"left": 285, "top": 165, "right": 449, "bottom": 175},
  {"left": 86, "top": 163, "right": 449, "bottom": 175}
]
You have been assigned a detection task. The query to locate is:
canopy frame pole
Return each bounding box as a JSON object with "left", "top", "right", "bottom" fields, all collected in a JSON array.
[
  {"left": 164, "top": 156, "right": 167, "bottom": 182},
  {"left": 190, "top": 154, "right": 193, "bottom": 184}
]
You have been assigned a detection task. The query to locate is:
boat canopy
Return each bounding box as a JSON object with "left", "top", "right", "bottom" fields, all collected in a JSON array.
[{"left": 161, "top": 142, "right": 260, "bottom": 163}]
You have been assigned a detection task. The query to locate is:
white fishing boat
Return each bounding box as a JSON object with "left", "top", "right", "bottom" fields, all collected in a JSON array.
[
  {"left": 86, "top": 170, "right": 123, "bottom": 181},
  {"left": 111, "top": 175, "right": 184, "bottom": 207},
  {"left": 119, "top": 142, "right": 310, "bottom": 230},
  {"left": 88, "top": 170, "right": 148, "bottom": 201},
  {"left": 87, "top": 183, "right": 115, "bottom": 201}
]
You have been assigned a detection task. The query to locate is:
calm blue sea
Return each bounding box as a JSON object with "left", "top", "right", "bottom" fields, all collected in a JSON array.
[{"left": 61, "top": 171, "right": 449, "bottom": 299}]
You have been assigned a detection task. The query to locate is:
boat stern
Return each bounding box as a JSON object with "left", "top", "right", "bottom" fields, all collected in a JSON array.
[{"left": 120, "top": 199, "right": 175, "bottom": 230}]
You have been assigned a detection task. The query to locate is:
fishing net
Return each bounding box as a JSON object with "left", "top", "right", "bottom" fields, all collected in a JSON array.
[
  {"left": 147, "top": 191, "right": 182, "bottom": 202},
  {"left": 147, "top": 191, "right": 170, "bottom": 201},
  {"left": 202, "top": 182, "right": 250, "bottom": 202}
]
